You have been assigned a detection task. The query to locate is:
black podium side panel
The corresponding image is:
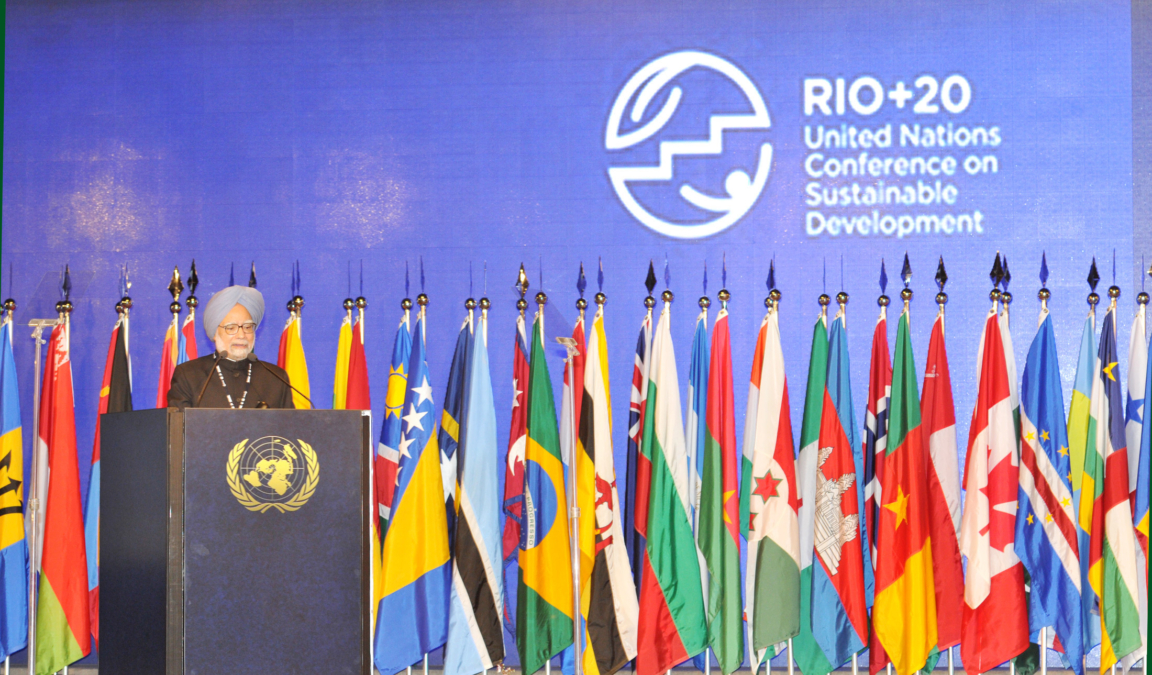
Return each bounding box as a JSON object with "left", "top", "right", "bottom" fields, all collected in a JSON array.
[
  {"left": 182, "top": 409, "right": 368, "bottom": 675},
  {"left": 101, "top": 408, "right": 176, "bottom": 675}
]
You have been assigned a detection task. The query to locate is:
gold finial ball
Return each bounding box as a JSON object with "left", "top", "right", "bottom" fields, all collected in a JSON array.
[
  {"left": 401, "top": 297, "right": 413, "bottom": 311},
  {"left": 115, "top": 301, "right": 124, "bottom": 315},
  {"left": 416, "top": 293, "right": 429, "bottom": 307},
  {"left": 1108, "top": 285, "right": 1121, "bottom": 299},
  {"left": 1038, "top": 288, "right": 1051, "bottom": 302},
  {"left": 989, "top": 289, "right": 1001, "bottom": 302},
  {"left": 59, "top": 300, "right": 74, "bottom": 315},
  {"left": 1088, "top": 292, "right": 1099, "bottom": 306},
  {"left": 343, "top": 298, "right": 355, "bottom": 311},
  {"left": 594, "top": 292, "right": 606, "bottom": 305},
  {"left": 936, "top": 292, "right": 948, "bottom": 305},
  {"left": 355, "top": 296, "right": 367, "bottom": 310},
  {"left": 769, "top": 288, "right": 782, "bottom": 302},
  {"left": 878, "top": 294, "right": 890, "bottom": 307},
  {"left": 818, "top": 293, "right": 831, "bottom": 306},
  {"left": 718, "top": 289, "right": 731, "bottom": 303},
  {"left": 576, "top": 297, "right": 587, "bottom": 311},
  {"left": 661, "top": 289, "right": 674, "bottom": 303},
  {"left": 900, "top": 288, "right": 913, "bottom": 302},
  {"left": 286, "top": 299, "right": 296, "bottom": 312},
  {"left": 534, "top": 291, "right": 547, "bottom": 306},
  {"left": 836, "top": 291, "right": 848, "bottom": 305},
  {"left": 292, "top": 295, "right": 305, "bottom": 310},
  {"left": 1138, "top": 291, "right": 1149, "bottom": 305},
  {"left": 699, "top": 295, "right": 711, "bottom": 309},
  {"left": 1001, "top": 291, "right": 1013, "bottom": 305},
  {"left": 1, "top": 298, "right": 14, "bottom": 313},
  {"left": 170, "top": 301, "right": 182, "bottom": 314},
  {"left": 465, "top": 297, "right": 477, "bottom": 310},
  {"left": 479, "top": 297, "right": 491, "bottom": 310},
  {"left": 55, "top": 300, "right": 64, "bottom": 314},
  {"left": 516, "top": 298, "right": 528, "bottom": 311},
  {"left": 644, "top": 295, "right": 656, "bottom": 309},
  {"left": 186, "top": 295, "right": 198, "bottom": 309}
]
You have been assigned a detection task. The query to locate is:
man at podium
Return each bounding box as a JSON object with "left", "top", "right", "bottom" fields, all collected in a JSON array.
[{"left": 167, "top": 285, "right": 295, "bottom": 409}]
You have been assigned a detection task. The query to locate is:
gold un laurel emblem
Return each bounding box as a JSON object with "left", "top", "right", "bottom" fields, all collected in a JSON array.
[{"left": 226, "top": 436, "right": 319, "bottom": 513}]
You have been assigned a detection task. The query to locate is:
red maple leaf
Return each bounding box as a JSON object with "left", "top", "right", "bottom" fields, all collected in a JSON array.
[{"left": 979, "top": 454, "right": 1018, "bottom": 552}]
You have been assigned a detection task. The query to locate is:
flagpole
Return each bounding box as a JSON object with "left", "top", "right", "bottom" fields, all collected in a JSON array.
[
  {"left": 1039, "top": 627, "right": 1046, "bottom": 675},
  {"left": 787, "top": 638, "right": 794, "bottom": 675},
  {"left": 557, "top": 320, "right": 582, "bottom": 675}
]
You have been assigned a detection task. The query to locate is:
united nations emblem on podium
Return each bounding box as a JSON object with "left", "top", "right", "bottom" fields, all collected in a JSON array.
[{"left": 226, "top": 436, "right": 319, "bottom": 513}]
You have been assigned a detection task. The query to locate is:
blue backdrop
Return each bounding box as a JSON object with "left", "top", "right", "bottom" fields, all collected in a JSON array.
[{"left": 2, "top": 0, "right": 1148, "bottom": 668}]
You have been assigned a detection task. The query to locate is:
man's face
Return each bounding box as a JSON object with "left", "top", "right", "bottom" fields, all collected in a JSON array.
[{"left": 214, "top": 304, "right": 256, "bottom": 360}]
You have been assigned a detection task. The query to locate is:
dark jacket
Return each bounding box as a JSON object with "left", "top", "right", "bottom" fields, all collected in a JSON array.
[{"left": 167, "top": 353, "right": 295, "bottom": 409}]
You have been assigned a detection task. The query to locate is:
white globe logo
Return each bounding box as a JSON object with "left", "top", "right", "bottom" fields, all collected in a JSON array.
[{"left": 606, "top": 51, "right": 773, "bottom": 239}]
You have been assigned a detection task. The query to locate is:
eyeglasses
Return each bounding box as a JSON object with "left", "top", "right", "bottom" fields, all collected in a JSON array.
[{"left": 220, "top": 322, "right": 257, "bottom": 335}]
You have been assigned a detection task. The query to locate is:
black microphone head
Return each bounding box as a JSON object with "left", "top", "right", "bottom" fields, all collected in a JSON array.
[{"left": 247, "top": 352, "right": 259, "bottom": 362}]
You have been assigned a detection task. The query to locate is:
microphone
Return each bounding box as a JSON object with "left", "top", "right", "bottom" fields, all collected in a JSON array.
[
  {"left": 247, "top": 352, "right": 314, "bottom": 409},
  {"left": 194, "top": 350, "right": 225, "bottom": 407}
]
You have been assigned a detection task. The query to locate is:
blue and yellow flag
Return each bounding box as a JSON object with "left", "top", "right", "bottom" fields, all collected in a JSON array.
[
  {"left": 439, "top": 316, "right": 472, "bottom": 548},
  {"left": 0, "top": 315, "right": 28, "bottom": 661},
  {"left": 375, "top": 311, "right": 451, "bottom": 675}
]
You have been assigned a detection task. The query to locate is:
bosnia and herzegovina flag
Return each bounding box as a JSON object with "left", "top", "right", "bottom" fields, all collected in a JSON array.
[
  {"left": 1082, "top": 304, "right": 1142, "bottom": 672},
  {"left": 277, "top": 310, "right": 311, "bottom": 409},
  {"left": 1015, "top": 305, "right": 1084, "bottom": 675},
  {"left": 0, "top": 313, "right": 28, "bottom": 661},
  {"left": 445, "top": 306, "right": 505, "bottom": 675},
  {"left": 36, "top": 317, "right": 91, "bottom": 675},
  {"left": 872, "top": 306, "right": 937, "bottom": 675},
  {"left": 439, "top": 314, "right": 473, "bottom": 549},
  {"left": 86, "top": 307, "right": 133, "bottom": 649},
  {"left": 375, "top": 311, "right": 451, "bottom": 675},
  {"left": 517, "top": 308, "right": 574, "bottom": 675},
  {"left": 811, "top": 304, "right": 871, "bottom": 670},
  {"left": 1069, "top": 309, "right": 1102, "bottom": 651}
]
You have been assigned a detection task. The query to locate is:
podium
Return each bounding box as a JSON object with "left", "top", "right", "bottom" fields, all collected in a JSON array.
[{"left": 99, "top": 409, "right": 371, "bottom": 675}]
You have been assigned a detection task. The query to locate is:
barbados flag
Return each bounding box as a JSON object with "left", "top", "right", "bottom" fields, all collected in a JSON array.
[
  {"left": 0, "top": 313, "right": 28, "bottom": 661},
  {"left": 374, "top": 311, "right": 451, "bottom": 675},
  {"left": 516, "top": 309, "right": 574, "bottom": 675}
]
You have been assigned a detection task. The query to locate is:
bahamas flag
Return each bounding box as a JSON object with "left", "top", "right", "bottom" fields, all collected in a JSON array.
[
  {"left": 517, "top": 308, "right": 575, "bottom": 675},
  {"left": 374, "top": 311, "right": 451, "bottom": 675},
  {"left": 0, "top": 312, "right": 28, "bottom": 661}
]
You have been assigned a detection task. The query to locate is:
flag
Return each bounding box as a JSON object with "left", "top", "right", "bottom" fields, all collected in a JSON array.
[
  {"left": 686, "top": 304, "right": 710, "bottom": 672},
  {"left": 374, "top": 311, "right": 451, "bottom": 675},
  {"left": 862, "top": 303, "right": 894, "bottom": 675},
  {"left": 811, "top": 304, "right": 871, "bottom": 668},
  {"left": 871, "top": 306, "right": 937, "bottom": 675},
  {"left": 276, "top": 312, "right": 311, "bottom": 409},
  {"left": 922, "top": 310, "right": 964, "bottom": 653},
  {"left": 960, "top": 305, "right": 1029, "bottom": 672},
  {"left": 0, "top": 314, "right": 28, "bottom": 661},
  {"left": 178, "top": 306, "right": 197, "bottom": 364},
  {"left": 85, "top": 308, "right": 132, "bottom": 650},
  {"left": 501, "top": 312, "right": 531, "bottom": 638},
  {"left": 445, "top": 307, "right": 505, "bottom": 675},
  {"left": 377, "top": 310, "right": 412, "bottom": 537},
  {"left": 698, "top": 304, "right": 743, "bottom": 674},
  {"left": 516, "top": 308, "right": 575, "bottom": 675},
  {"left": 560, "top": 313, "right": 586, "bottom": 471},
  {"left": 346, "top": 309, "right": 370, "bottom": 411},
  {"left": 333, "top": 309, "right": 353, "bottom": 410},
  {"left": 741, "top": 308, "right": 800, "bottom": 667},
  {"left": 440, "top": 316, "right": 473, "bottom": 547},
  {"left": 625, "top": 311, "right": 654, "bottom": 588},
  {"left": 156, "top": 310, "right": 179, "bottom": 407},
  {"left": 1123, "top": 300, "right": 1148, "bottom": 671},
  {"left": 1015, "top": 306, "right": 1084, "bottom": 675},
  {"left": 1069, "top": 311, "right": 1102, "bottom": 652},
  {"left": 793, "top": 312, "right": 836, "bottom": 675},
  {"left": 36, "top": 318, "right": 91, "bottom": 674},
  {"left": 1134, "top": 308, "right": 1151, "bottom": 663},
  {"left": 576, "top": 302, "right": 639, "bottom": 675},
  {"left": 1082, "top": 304, "right": 1142, "bottom": 671}
]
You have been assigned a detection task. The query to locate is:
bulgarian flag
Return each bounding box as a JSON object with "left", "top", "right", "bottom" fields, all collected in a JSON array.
[
  {"left": 871, "top": 305, "right": 937, "bottom": 675},
  {"left": 36, "top": 317, "right": 91, "bottom": 674},
  {"left": 1082, "top": 304, "right": 1142, "bottom": 672},
  {"left": 740, "top": 307, "right": 800, "bottom": 670},
  {"left": 699, "top": 304, "right": 742, "bottom": 674},
  {"left": 635, "top": 300, "right": 707, "bottom": 675}
]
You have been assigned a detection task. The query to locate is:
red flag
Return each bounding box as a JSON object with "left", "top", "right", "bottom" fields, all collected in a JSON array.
[
  {"left": 346, "top": 315, "right": 371, "bottom": 411},
  {"left": 921, "top": 313, "right": 964, "bottom": 650},
  {"left": 863, "top": 308, "right": 893, "bottom": 675},
  {"left": 181, "top": 312, "right": 198, "bottom": 361},
  {"left": 502, "top": 314, "right": 531, "bottom": 560},
  {"left": 155, "top": 315, "right": 178, "bottom": 407}
]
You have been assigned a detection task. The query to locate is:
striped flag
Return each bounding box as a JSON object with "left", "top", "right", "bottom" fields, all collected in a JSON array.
[
  {"left": 178, "top": 303, "right": 197, "bottom": 364},
  {"left": 871, "top": 305, "right": 937, "bottom": 675},
  {"left": 156, "top": 308, "right": 179, "bottom": 407},
  {"left": 921, "top": 311, "right": 963, "bottom": 654},
  {"left": 1122, "top": 300, "right": 1148, "bottom": 671},
  {"left": 1081, "top": 304, "right": 1142, "bottom": 672},
  {"left": 862, "top": 303, "right": 893, "bottom": 675},
  {"left": 346, "top": 306, "right": 370, "bottom": 411},
  {"left": 625, "top": 311, "right": 654, "bottom": 588},
  {"left": 1134, "top": 306, "right": 1151, "bottom": 666},
  {"left": 811, "top": 303, "right": 872, "bottom": 668},
  {"left": 439, "top": 315, "right": 472, "bottom": 547},
  {"left": 0, "top": 312, "right": 28, "bottom": 662},
  {"left": 377, "top": 309, "right": 411, "bottom": 537},
  {"left": 501, "top": 311, "right": 530, "bottom": 641},
  {"left": 793, "top": 312, "right": 835, "bottom": 675},
  {"left": 686, "top": 304, "right": 710, "bottom": 673},
  {"left": 1069, "top": 310, "right": 1102, "bottom": 652},
  {"left": 636, "top": 300, "right": 707, "bottom": 675},
  {"left": 276, "top": 310, "right": 311, "bottom": 409},
  {"left": 1015, "top": 305, "right": 1084, "bottom": 675},
  {"left": 960, "top": 305, "right": 1029, "bottom": 671},
  {"left": 516, "top": 308, "right": 575, "bottom": 675},
  {"left": 374, "top": 310, "right": 451, "bottom": 675},
  {"left": 35, "top": 317, "right": 92, "bottom": 674},
  {"left": 741, "top": 308, "right": 800, "bottom": 668},
  {"left": 576, "top": 302, "right": 639, "bottom": 675},
  {"left": 445, "top": 306, "right": 505, "bottom": 675},
  {"left": 332, "top": 306, "right": 353, "bottom": 410},
  {"left": 699, "top": 304, "right": 742, "bottom": 674}
]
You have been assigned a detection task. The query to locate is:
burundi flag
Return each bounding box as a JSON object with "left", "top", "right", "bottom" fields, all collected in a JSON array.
[
  {"left": 862, "top": 302, "right": 893, "bottom": 675},
  {"left": 517, "top": 309, "right": 575, "bottom": 675},
  {"left": 577, "top": 303, "right": 639, "bottom": 675},
  {"left": 811, "top": 304, "right": 871, "bottom": 669},
  {"left": 922, "top": 311, "right": 964, "bottom": 654},
  {"left": 445, "top": 306, "right": 505, "bottom": 675},
  {"left": 374, "top": 311, "right": 451, "bottom": 675},
  {"left": 793, "top": 312, "right": 835, "bottom": 675},
  {"left": 439, "top": 315, "right": 473, "bottom": 548},
  {"left": 377, "top": 309, "right": 412, "bottom": 537},
  {"left": 960, "top": 305, "right": 1029, "bottom": 672},
  {"left": 1015, "top": 306, "right": 1084, "bottom": 675},
  {"left": 156, "top": 310, "right": 179, "bottom": 407},
  {"left": 36, "top": 318, "right": 91, "bottom": 675},
  {"left": 699, "top": 304, "right": 742, "bottom": 674},
  {"left": 872, "top": 306, "right": 937, "bottom": 675},
  {"left": 1082, "top": 305, "right": 1142, "bottom": 672},
  {"left": 0, "top": 313, "right": 28, "bottom": 661},
  {"left": 741, "top": 308, "right": 800, "bottom": 669},
  {"left": 86, "top": 308, "right": 132, "bottom": 649},
  {"left": 332, "top": 307, "right": 353, "bottom": 409},
  {"left": 686, "top": 304, "right": 710, "bottom": 673},
  {"left": 636, "top": 300, "right": 707, "bottom": 675},
  {"left": 1122, "top": 300, "right": 1148, "bottom": 672},
  {"left": 276, "top": 311, "right": 311, "bottom": 409},
  {"left": 625, "top": 311, "right": 654, "bottom": 588}
]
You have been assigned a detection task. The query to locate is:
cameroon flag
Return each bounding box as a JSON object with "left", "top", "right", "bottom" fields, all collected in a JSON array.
[{"left": 871, "top": 307, "right": 937, "bottom": 675}]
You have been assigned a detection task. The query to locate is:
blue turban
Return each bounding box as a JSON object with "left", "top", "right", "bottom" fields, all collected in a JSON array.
[{"left": 203, "top": 285, "right": 265, "bottom": 338}]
